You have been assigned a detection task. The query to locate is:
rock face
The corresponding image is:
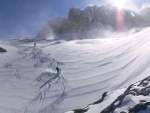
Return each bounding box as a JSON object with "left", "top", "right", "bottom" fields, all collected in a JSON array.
[
  {"left": 68, "top": 76, "right": 150, "bottom": 113},
  {"left": 68, "top": 5, "right": 141, "bottom": 30},
  {"left": 0, "top": 47, "right": 7, "bottom": 52},
  {"left": 68, "top": 5, "right": 116, "bottom": 32},
  {"left": 36, "top": 4, "right": 147, "bottom": 40},
  {"left": 140, "top": 7, "right": 150, "bottom": 26}
]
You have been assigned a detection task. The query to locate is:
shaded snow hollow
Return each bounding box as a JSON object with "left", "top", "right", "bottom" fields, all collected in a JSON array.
[{"left": 0, "top": 28, "right": 150, "bottom": 113}]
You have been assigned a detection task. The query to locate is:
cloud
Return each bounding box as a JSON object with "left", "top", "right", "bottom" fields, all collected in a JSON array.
[{"left": 141, "top": 3, "right": 150, "bottom": 9}]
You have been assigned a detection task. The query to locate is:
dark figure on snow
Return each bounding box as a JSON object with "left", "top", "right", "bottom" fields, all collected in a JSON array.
[
  {"left": 56, "top": 67, "right": 61, "bottom": 73},
  {"left": 34, "top": 42, "right": 36, "bottom": 47}
]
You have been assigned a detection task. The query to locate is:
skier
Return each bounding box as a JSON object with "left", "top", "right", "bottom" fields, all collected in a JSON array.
[
  {"left": 56, "top": 66, "right": 61, "bottom": 74},
  {"left": 34, "top": 42, "right": 36, "bottom": 47},
  {"left": 39, "top": 67, "right": 63, "bottom": 90}
]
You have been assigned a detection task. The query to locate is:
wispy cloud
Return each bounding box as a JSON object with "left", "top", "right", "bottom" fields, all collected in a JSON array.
[{"left": 141, "top": 3, "right": 150, "bottom": 9}]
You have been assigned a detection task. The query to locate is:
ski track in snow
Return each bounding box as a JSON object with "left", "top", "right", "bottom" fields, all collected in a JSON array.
[
  {"left": 19, "top": 47, "right": 66, "bottom": 113},
  {"left": 0, "top": 28, "right": 150, "bottom": 113},
  {"left": 0, "top": 41, "right": 66, "bottom": 113}
]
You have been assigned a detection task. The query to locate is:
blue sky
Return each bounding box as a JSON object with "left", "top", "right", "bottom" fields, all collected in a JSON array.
[{"left": 0, "top": 0, "right": 149, "bottom": 38}]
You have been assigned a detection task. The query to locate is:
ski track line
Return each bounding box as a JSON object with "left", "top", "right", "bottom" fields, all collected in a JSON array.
[
  {"left": 0, "top": 47, "right": 29, "bottom": 84},
  {"left": 11, "top": 45, "right": 66, "bottom": 113}
]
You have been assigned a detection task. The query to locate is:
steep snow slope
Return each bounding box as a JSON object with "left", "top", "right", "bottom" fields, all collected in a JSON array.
[
  {"left": 41, "top": 28, "right": 150, "bottom": 112},
  {"left": 0, "top": 39, "right": 65, "bottom": 113},
  {"left": 0, "top": 28, "right": 150, "bottom": 113}
]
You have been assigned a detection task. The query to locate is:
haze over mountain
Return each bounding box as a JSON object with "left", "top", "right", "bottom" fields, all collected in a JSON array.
[
  {"left": 36, "top": 4, "right": 150, "bottom": 40},
  {"left": 1, "top": 1, "right": 150, "bottom": 113}
]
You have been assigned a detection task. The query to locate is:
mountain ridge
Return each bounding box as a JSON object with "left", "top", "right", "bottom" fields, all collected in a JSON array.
[{"left": 36, "top": 4, "right": 150, "bottom": 40}]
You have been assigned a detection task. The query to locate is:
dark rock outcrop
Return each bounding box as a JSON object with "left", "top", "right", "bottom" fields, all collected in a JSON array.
[
  {"left": 129, "top": 102, "right": 150, "bottom": 113},
  {"left": 73, "top": 109, "right": 88, "bottom": 113},
  {"left": 0, "top": 47, "right": 7, "bottom": 52},
  {"left": 100, "top": 76, "right": 150, "bottom": 113},
  {"left": 72, "top": 92, "right": 108, "bottom": 113},
  {"left": 68, "top": 75, "right": 150, "bottom": 113}
]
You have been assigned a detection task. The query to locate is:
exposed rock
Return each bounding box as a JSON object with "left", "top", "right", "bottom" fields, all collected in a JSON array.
[
  {"left": 129, "top": 102, "right": 150, "bottom": 113},
  {"left": 0, "top": 47, "right": 7, "bottom": 52},
  {"left": 68, "top": 75, "right": 150, "bottom": 113},
  {"left": 72, "top": 92, "right": 108, "bottom": 113},
  {"left": 36, "top": 4, "right": 144, "bottom": 40},
  {"left": 68, "top": 8, "right": 82, "bottom": 24},
  {"left": 140, "top": 7, "right": 150, "bottom": 26},
  {"left": 101, "top": 85, "right": 133, "bottom": 113},
  {"left": 89, "top": 92, "right": 107, "bottom": 105},
  {"left": 73, "top": 109, "right": 88, "bottom": 113}
]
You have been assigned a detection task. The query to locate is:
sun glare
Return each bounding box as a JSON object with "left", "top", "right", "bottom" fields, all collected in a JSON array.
[{"left": 114, "top": 0, "right": 127, "bottom": 9}]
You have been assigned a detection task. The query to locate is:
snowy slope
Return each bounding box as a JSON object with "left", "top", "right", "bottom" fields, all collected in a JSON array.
[
  {"left": 43, "top": 27, "right": 150, "bottom": 112},
  {"left": 0, "top": 28, "right": 150, "bottom": 113}
]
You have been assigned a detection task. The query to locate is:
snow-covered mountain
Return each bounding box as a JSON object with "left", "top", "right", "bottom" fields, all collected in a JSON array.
[
  {"left": 1, "top": 27, "right": 150, "bottom": 113},
  {"left": 36, "top": 4, "right": 147, "bottom": 40}
]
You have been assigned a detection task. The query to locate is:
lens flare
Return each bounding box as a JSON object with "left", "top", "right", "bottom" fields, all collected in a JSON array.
[
  {"left": 110, "top": 0, "right": 127, "bottom": 31},
  {"left": 116, "top": 9, "right": 125, "bottom": 31}
]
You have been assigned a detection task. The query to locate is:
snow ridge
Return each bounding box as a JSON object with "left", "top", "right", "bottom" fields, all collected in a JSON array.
[{"left": 67, "top": 75, "right": 150, "bottom": 113}]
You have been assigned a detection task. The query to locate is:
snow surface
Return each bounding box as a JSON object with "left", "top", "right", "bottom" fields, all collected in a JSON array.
[{"left": 0, "top": 28, "right": 150, "bottom": 113}]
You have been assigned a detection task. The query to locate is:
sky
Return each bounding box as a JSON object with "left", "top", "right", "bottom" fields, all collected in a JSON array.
[{"left": 0, "top": 0, "right": 149, "bottom": 39}]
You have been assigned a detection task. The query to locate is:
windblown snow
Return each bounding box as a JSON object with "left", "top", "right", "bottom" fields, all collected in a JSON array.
[{"left": 0, "top": 28, "right": 150, "bottom": 113}]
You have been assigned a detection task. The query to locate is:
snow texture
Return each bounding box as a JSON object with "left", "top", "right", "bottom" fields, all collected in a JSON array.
[{"left": 0, "top": 27, "right": 150, "bottom": 113}]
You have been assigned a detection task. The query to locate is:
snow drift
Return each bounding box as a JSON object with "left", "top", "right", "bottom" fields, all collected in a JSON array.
[{"left": 1, "top": 27, "right": 150, "bottom": 113}]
